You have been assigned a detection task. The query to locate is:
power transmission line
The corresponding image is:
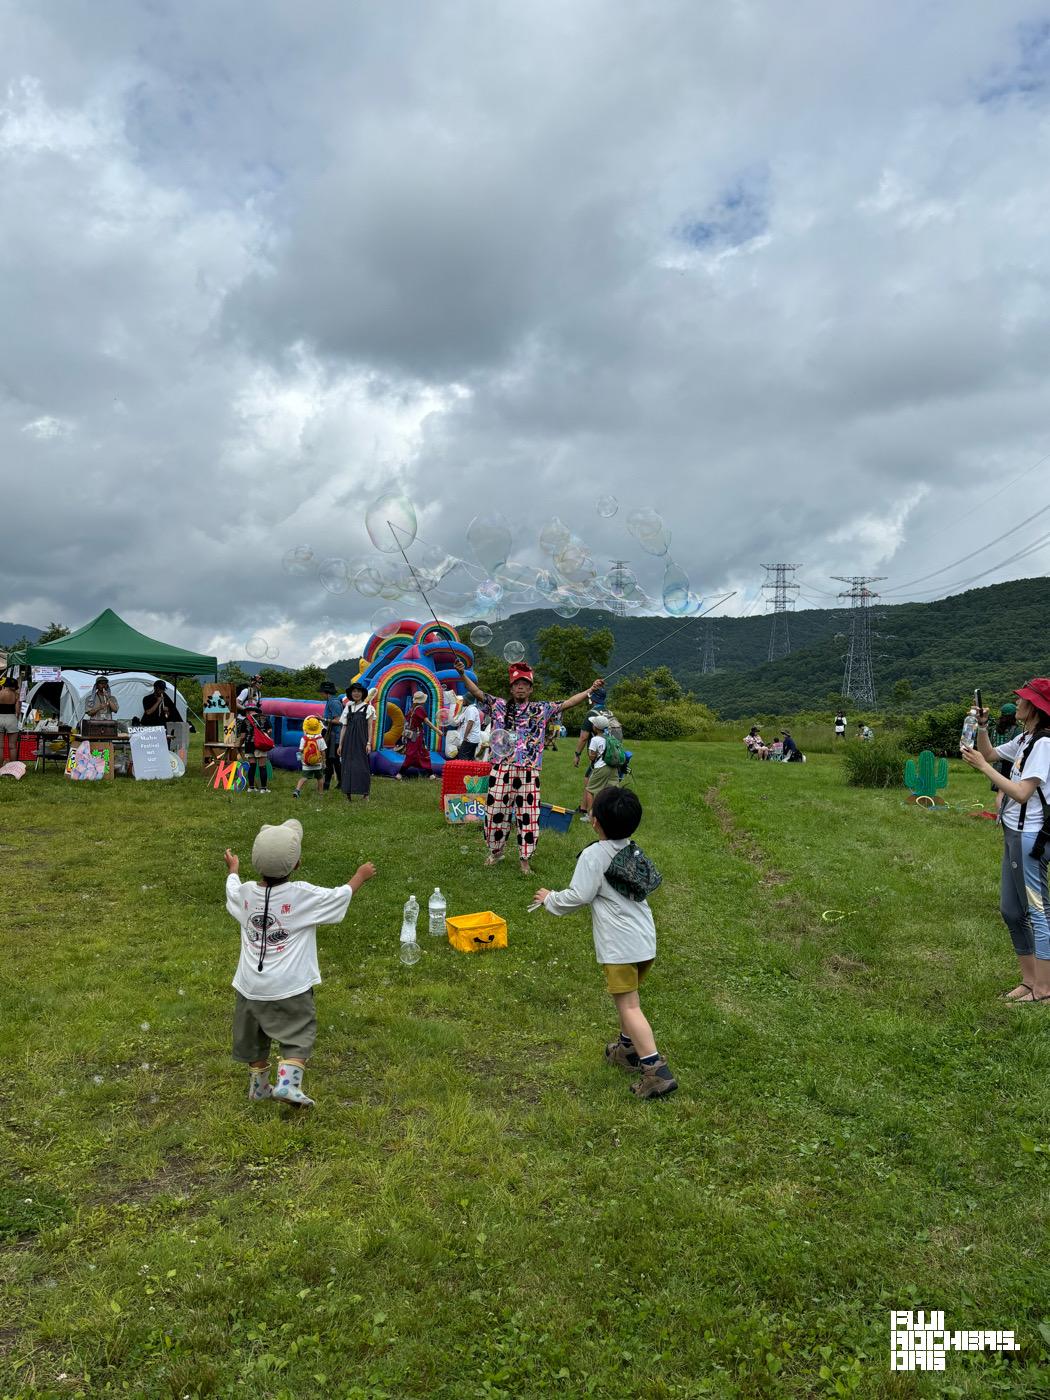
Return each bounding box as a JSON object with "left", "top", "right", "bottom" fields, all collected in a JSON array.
[
  {"left": 883, "top": 498, "right": 1050, "bottom": 594},
  {"left": 762, "top": 564, "right": 800, "bottom": 661},
  {"left": 832, "top": 576, "right": 885, "bottom": 707}
]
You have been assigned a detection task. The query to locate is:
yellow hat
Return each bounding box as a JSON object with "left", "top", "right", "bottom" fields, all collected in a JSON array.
[{"left": 303, "top": 715, "right": 323, "bottom": 736}]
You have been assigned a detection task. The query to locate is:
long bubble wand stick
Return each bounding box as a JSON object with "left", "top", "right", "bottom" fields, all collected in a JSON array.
[
  {"left": 599, "top": 591, "right": 738, "bottom": 684},
  {"left": 386, "top": 520, "right": 444, "bottom": 631}
]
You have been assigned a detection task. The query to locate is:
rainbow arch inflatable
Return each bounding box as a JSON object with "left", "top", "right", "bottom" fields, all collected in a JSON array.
[{"left": 353, "top": 618, "right": 478, "bottom": 776}]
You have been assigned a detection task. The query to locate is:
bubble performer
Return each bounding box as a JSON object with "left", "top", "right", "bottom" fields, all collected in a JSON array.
[{"left": 454, "top": 656, "right": 603, "bottom": 875}]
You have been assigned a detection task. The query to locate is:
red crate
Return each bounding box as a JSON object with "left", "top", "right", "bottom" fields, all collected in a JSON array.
[{"left": 440, "top": 758, "right": 492, "bottom": 802}]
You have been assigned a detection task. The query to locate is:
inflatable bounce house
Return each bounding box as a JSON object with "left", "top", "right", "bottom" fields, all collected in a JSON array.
[{"left": 261, "top": 619, "right": 477, "bottom": 776}]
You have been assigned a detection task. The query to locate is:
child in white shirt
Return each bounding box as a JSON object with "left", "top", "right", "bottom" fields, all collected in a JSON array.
[
  {"left": 534, "top": 787, "right": 676, "bottom": 1099},
  {"left": 223, "top": 818, "right": 375, "bottom": 1106}
]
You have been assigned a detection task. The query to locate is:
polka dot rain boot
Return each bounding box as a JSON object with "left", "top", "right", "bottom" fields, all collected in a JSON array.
[
  {"left": 248, "top": 1067, "right": 273, "bottom": 1102},
  {"left": 273, "top": 1060, "right": 314, "bottom": 1107}
]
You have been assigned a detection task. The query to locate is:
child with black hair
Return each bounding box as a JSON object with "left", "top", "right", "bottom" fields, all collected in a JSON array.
[
  {"left": 534, "top": 786, "right": 677, "bottom": 1098},
  {"left": 223, "top": 819, "right": 376, "bottom": 1106}
]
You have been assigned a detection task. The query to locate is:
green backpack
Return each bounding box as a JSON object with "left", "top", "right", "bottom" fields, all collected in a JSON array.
[{"left": 603, "top": 732, "right": 626, "bottom": 768}]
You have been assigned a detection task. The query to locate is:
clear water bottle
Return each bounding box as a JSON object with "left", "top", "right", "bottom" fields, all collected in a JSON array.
[
  {"left": 960, "top": 708, "right": 979, "bottom": 749},
  {"left": 399, "top": 895, "right": 420, "bottom": 965},
  {"left": 428, "top": 887, "right": 447, "bottom": 937}
]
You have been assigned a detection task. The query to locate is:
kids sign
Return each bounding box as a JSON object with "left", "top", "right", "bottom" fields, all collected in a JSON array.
[{"left": 443, "top": 794, "right": 486, "bottom": 824}]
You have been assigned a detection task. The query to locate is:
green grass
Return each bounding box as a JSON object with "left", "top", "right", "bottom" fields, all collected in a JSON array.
[{"left": 2, "top": 743, "right": 1049, "bottom": 1397}]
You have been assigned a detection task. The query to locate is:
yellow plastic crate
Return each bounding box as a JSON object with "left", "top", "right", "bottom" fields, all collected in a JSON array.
[{"left": 446, "top": 910, "right": 508, "bottom": 954}]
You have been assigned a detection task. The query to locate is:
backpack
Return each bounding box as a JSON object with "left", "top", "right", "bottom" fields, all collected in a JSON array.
[
  {"left": 1015, "top": 732, "right": 1050, "bottom": 859},
  {"left": 301, "top": 735, "right": 321, "bottom": 767},
  {"left": 603, "top": 732, "right": 626, "bottom": 768},
  {"left": 604, "top": 841, "right": 662, "bottom": 902}
]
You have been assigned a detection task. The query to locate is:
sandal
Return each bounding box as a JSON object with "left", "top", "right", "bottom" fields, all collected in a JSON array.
[
  {"left": 1008, "top": 988, "right": 1050, "bottom": 1005},
  {"left": 1002, "top": 983, "right": 1032, "bottom": 1001}
]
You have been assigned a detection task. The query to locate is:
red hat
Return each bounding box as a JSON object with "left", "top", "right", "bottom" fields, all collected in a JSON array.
[
  {"left": 1015, "top": 678, "right": 1050, "bottom": 716},
  {"left": 508, "top": 663, "right": 534, "bottom": 686}
]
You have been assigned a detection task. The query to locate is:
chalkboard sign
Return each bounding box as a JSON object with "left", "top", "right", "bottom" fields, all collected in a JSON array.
[{"left": 128, "top": 726, "right": 172, "bottom": 781}]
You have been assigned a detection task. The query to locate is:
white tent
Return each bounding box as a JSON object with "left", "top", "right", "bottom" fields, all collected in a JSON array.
[{"left": 22, "top": 670, "right": 187, "bottom": 728}]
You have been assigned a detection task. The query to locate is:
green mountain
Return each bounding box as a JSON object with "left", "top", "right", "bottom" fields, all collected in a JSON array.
[{"left": 324, "top": 575, "right": 1050, "bottom": 718}]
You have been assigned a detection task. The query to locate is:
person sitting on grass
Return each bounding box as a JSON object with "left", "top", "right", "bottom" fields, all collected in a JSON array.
[
  {"left": 293, "top": 716, "right": 326, "bottom": 800},
  {"left": 224, "top": 819, "right": 376, "bottom": 1107},
  {"left": 534, "top": 786, "right": 677, "bottom": 1099}
]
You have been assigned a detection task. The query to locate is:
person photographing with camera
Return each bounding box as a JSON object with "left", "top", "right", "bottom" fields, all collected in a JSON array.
[{"left": 961, "top": 679, "right": 1050, "bottom": 1004}]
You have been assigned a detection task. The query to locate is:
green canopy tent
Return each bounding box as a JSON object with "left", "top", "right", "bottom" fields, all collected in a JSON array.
[{"left": 20, "top": 609, "right": 217, "bottom": 676}]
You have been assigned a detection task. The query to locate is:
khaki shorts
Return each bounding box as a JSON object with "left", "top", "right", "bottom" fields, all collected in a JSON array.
[
  {"left": 603, "top": 959, "right": 655, "bottom": 995},
  {"left": 587, "top": 763, "right": 619, "bottom": 797},
  {"left": 232, "top": 989, "right": 317, "bottom": 1062}
]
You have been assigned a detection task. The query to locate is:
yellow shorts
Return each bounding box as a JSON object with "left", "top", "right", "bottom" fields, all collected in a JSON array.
[{"left": 602, "top": 959, "right": 655, "bottom": 994}]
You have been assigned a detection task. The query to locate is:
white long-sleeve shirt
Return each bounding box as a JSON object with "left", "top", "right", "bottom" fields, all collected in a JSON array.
[{"left": 542, "top": 839, "right": 657, "bottom": 965}]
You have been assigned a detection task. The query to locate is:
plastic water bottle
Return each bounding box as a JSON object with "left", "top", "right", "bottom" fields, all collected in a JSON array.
[
  {"left": 399, "top": 895, "right": 421, "bottom": 965},
  {"left": 428, "top": 887, "right": 447, "bottom": 937},
  {"left": 960, "top": 708, "right": 979, "bottom": 749}
]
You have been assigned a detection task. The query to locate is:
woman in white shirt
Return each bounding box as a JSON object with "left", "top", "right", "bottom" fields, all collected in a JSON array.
[{"left": 962, "top": 678, "right": 1050, "bottom": 1003}]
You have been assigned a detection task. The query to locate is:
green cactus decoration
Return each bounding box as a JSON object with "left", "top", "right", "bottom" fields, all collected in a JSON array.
[{"left": 905, "top": 749, "right": 948, "bottom": 801}]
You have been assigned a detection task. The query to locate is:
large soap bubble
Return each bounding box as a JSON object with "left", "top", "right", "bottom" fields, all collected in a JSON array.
[
  {"left": 490, "top": 729, "right": 516, "bottom": 763},
  {"left": 471, "top": 623, "right": 493, "bottom": 648},
  {"left": 627, "top": 507, "right": 670, "bottom": 557},
  {"left": 281, "top": 545, "right": 316, "bottom": 577},
  {"left": 596, "top": 494, "right": 618, "bottom": 518},
  {"left": 475, "top": 579, "right": 504, "bottom": 611},
  {"left": 369, "top": 607, "right": 404, "bottom": 638},
  {"left": 266, "top": 645, "right": 280, "bottom": 660},
  {"left": 551, "top": 590, "right": 581, "bottom": 619},
  {"left": 496, "top": 562, "right": 536, "bottom": 593},
  {"left": 366, "top": 491, "right": 418, "bottom": 553},
  {"left": 662, "top": 560, "right": 692, "bottom": 616},
  {"left": 539, "top": 517, "right": 572, "bottom": 557},
  {"left": 245, "top": 636, "right": 268, "bottom": 660},
  {"left": 535, "top": 569, "right": 557, "bottom": 596},
  {"left": 554, "top": 537, "right": 597, "bottom": 586},
  {"left": 318, "top": 557, "right": 349, "bottom": 594},
  {"left": 354, "top": 564, "right": 384, "bottom": 598},
  {"left": 467, "top": 512, "right": 513, "bottom": 573},
  {"left": 601, "top": 563, "right": 637, "bottom": 599},
  {"left": 503, "top": 641, "right": 526, "bottom": 664}
]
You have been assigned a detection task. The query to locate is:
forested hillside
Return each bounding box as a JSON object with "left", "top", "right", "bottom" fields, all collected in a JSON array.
[{"left": 326, "top": 575, "right": 1050, "bottom": 718}]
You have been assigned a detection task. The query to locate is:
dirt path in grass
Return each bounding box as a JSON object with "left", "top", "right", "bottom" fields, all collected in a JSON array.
[{"left": 703, "top": 774, "right": 790, "bottom": 889}]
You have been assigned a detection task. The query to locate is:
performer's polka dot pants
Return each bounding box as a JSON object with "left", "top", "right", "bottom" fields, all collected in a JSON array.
[{"left": 485, "top": 763, "right": 541, "bottom": 861}]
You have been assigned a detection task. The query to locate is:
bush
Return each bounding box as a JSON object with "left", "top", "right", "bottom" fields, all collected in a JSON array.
[
  {"left": 841, "top": 737, "right": 908, "bottom": 788},
  {"left": 903, "top": 704, "right": 968, "bottom": 758},
  {"left": 616, "top": 701, "right": 715, "bottom": 742}
]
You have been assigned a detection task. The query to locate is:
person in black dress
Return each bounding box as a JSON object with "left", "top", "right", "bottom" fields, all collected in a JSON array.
[{"left": 339, "top": 682, "right": 375, "bottom": 802}]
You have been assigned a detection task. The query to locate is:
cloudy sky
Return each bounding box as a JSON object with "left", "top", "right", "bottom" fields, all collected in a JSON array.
[{"left": 4, "top": 0, "right": 1050, "bottom": 665}]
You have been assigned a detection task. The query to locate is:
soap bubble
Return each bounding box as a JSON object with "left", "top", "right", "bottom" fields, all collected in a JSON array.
[
  {"left": 467, "top": 512, "right": 513, "bottom": 573},
  {"left": 399, "top": 941, "right": 422, "bottom": 966},
  {"left": 471, "top": 624, "right": 493, "bottom": 648},
  {"left": 431, "top": 559, "right": 486, "bottom": 614},
  {"left": 245, "top": 637, "right": 267, "bottom": 660},
  {"left": 459, "top": 844, "right": 469, "bottom": 854},
  {"left": 627, "top": 507, "right": 670, "bottom": 557},
  {"left": 535, "top": 569, "right": 557, "bottom": 596},
  {"left": 353, "top": 564, "right": 384, "bottom": 598},
  {"left": 266, "top": 645, "right": 280, "bottom": 660},
  {"left": 539, "top": 517, "right": 571, "bottom": 557},
  {"left": 551, "top": 590, "right": 581, "bottom": 619},
  {"left": 92, "top": 1074, "right": 104, "bottom": 1086},
  {"left": 366, "top": 491, "right": 418, "bottom": 553},
  {"left": 503, "top": 641, "right": 526, "bottom": 664},
  {"left": 596, "top": 494, "right": 618, "bottom": 518},
  {"left": 281, "top": 544, "right": 315, "bottom": 577},
  {"left": 140, "top": 1021, "right": 150, "bottom": 1031},
  {"left": 602, "top": 564, "right": 637, "bottom": 599},
  {"left": 662, "top": 560, "right": 692, "bottom": 616},
  {"left": 318, "top": 557, "right": 349, "bottom": 594},
  {"left": 369, "top": 607, "right": 404, "bottom": 639},
  {"left": 554, "top": 538, "right": 597, "bottom": 585},
  {"left": 490, "top": 729, "right": 516, "bottom": 763},
  {"left": 496, "top": 562, "right": 536, "bottom": 593},
  {"left": 475, "top": 579, "right": 504, "bottom": 610}
]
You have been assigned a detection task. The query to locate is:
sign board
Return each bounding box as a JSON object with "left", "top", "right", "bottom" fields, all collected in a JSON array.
[
  {"left": 443, "top": 794, "right": 486, "bottom": 823},
  {"left": 31, "top": 666, "right": 61, "bottom": 682},
  {"left": 128, "top": 726, "right": 173, "bottom": 781}
]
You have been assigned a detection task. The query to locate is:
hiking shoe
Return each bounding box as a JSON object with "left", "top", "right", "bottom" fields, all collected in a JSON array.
[
  {"left": 605, "top": 1040, "right": 640, "bottom": 1072},
  {"left": 629, "top": 1057, "right": 678, "bottom": 1099}
]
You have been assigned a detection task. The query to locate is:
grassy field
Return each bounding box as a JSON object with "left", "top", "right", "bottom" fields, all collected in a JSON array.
[{"left": 2, "top": 742, "right": 1049, "bottom": 1398}]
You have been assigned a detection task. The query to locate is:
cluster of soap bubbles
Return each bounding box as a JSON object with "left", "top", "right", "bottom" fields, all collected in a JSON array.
[
  {"left": 278, "top": 487, "right": 702, "bottom": 625},
  {"left": 245, "top": 636, "right": 281, "bottom": 661}
]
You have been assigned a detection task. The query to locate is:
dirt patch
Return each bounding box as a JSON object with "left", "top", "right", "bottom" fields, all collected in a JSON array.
[
  {"left": 826, "top": 953, "right": 869, "bottom": 976},
  {"left": 89, "top": 1151, "right": 215, "bottom": 1208},
  {"left": 703, "top": 778, "right": 792, "bottom": 888}
]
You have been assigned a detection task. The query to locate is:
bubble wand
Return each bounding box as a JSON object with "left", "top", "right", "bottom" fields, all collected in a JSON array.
[{"left": 386, "top": 520, "right": 444, "bottom": 631}]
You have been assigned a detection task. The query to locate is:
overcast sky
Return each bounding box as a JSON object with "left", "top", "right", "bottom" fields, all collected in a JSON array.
[{"left": 4, "top": 1, "right": 1050, "bottom": 665}]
